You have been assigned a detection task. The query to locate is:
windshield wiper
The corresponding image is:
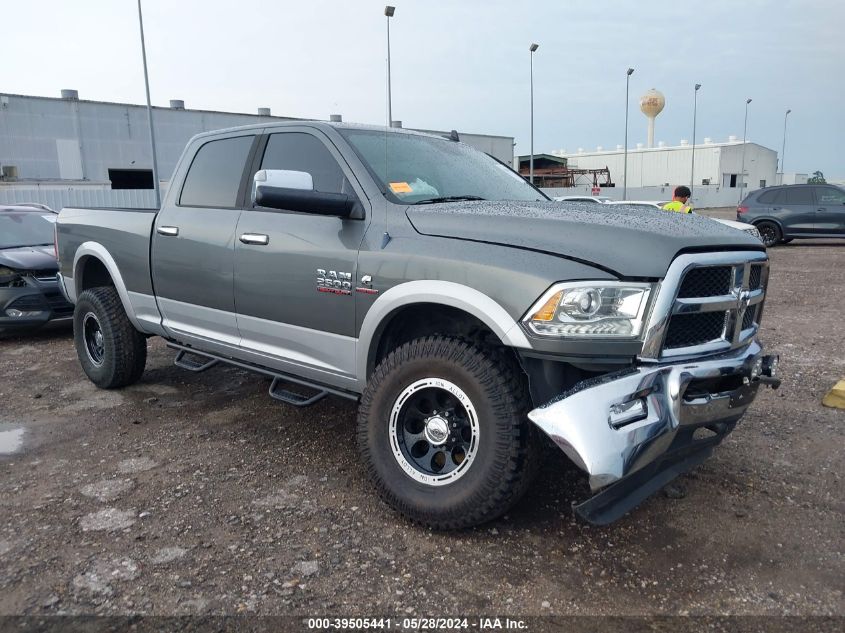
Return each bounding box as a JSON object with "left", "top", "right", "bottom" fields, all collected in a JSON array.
[{"left": 413, "top": 195, "right": 486, "bottom": 205}]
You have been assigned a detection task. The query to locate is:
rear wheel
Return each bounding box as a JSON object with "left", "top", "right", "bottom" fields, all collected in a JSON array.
[
  {"left": 73, "top": 287, "right": 147, "bottom": 389},
  {"left": 755, "top": 221, "right": 781, "bottom": 247},
  {"left": 357, "top": 336, "right": 539, "bottom": 529}
]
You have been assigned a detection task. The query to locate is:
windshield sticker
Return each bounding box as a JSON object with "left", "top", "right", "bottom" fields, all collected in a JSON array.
[{"left": 389, "top": 182, "right": 413, "bottom": 194}]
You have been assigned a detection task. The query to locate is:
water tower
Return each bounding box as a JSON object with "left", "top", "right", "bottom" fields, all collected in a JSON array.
[{"left": 639, "top": 88, "right": 665, "bottom": 148}]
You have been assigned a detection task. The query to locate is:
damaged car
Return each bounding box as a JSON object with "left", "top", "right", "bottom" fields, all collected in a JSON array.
[{"left": 0, "top": 205, "right": 73, "bottom": 336}]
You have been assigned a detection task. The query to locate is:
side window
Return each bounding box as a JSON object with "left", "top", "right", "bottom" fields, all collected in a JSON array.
[
  {"left": 180, "top": 135, "right": 254, "bottom": 208},
  {"left": 816, "top": 187, "right": 845, "bottom": 205},
  {"left": 260, "top": 133, "right": 349, "bottom": 194},
  {"left": 785, "top": 187, "right": 813, "bottom": 205},
  {"left": 758, "top": 189, "right": 784, "bottom": 204}
]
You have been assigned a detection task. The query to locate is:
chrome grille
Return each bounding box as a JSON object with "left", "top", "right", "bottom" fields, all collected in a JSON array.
[
  {"left": 741, "top": 304, "right": 758, "bottom": 331},
  {"left": 640, "top": 251, "right": 769, "bottom": 360},
  {"left": 677, "top": 266, "right": 732, "bottom": 298},
  {"left": 664, "top": 311, "right": 728, "bottom": 349},
  {"left": 748, "top": 264, "right": 763, "bottom": 291}
]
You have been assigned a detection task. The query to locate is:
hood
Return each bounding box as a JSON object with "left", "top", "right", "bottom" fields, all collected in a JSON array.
[
  {"left": 405, "top": 201, "right": 763, "bottom": 278},
  {"left": 0, "top": 245, "right": 59, "bottom": 272}
]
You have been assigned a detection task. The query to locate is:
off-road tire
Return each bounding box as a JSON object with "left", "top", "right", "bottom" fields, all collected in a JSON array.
[
  {"left": 755, "top": 221, "right": 781, "bottom": 247},
  {"left": 74, "top": 287, "right": 147, "bottom": 389},
  {"left": 357, "top": 336, "right": 540, "bottom": 529}
]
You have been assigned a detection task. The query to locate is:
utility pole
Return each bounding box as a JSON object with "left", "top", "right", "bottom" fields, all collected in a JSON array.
[
  {"left": 137, "top": 0, "right": 160, "bottom": 207},
  {"left": 738, "top": 98, "right": 752, "bottom": 204},
  {"left": 690, "top": 83, "right": 701, "bottom": 196},
  {"left": 623, "top": 68, "right": 634, "bottom": 199},
  {"left": 529, "top": 43, "right": 539, "bottom": 185},
  {"left": 780, "top": 109, "right": 792, "bottom": 179},
  {"left": 385, "top": 6, "right": 395, "bottom": 126}
]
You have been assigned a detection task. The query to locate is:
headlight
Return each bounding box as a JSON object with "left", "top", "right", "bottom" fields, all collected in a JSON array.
[
  {"left": 745, "top": 226, "right": 764, "bottom": 243},
  {"left": 523, "top": 282, "right": 653, "bottom": 338}
]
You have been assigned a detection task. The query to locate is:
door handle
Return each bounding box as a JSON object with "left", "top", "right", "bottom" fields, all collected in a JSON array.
[
  {"left": 157, "top": 226, "right": 179, "bottom": 236},
  {"left": 240, "top": 233, "right": 270, "bottom": 245}
]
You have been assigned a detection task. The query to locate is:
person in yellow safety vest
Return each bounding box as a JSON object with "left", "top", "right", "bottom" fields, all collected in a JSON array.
[{"left": 662, "top": 185, "right": 694, "bottom": 213}]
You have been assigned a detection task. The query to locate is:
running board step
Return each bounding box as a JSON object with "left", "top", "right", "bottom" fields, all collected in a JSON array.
[
  {"left": 166, "top": 341, "right": 358, "bottom": 405},
  {"left": 174, "top": 350, "right": 219, "bottom": 372},
  {"left": 269, "top": 377, "right": 328, "bottom": 408}
]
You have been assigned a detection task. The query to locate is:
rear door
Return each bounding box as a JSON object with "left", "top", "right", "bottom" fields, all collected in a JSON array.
[
  {"left": 151, "top": 132, "right": 258, "bottom": 348},
  {"left": 812, "top": 186, "right": 845, "bottom": 235},
  {"left": 777, "top": 186, "right": 816, "bottom": 235},
  {"left": 232, "top": 128, "right": 370, "bottom": 381}
]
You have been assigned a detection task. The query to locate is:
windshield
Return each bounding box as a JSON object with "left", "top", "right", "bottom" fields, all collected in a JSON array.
[
  {"left": 0, "top": 212, "right": 56, "bottom": 249},
  {"left": 338, "top": 128, "right": 546, "bottom": 204}
]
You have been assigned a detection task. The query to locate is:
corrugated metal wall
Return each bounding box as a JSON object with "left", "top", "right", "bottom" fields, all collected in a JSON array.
[
  {"left": 0, "top": 94, "right": 288, "bottom": 182},
  {"left": 0, "top": 186, "right": 157, "bottom": 210},
  {"left": 0, "top": 94, "right": 516, "bottom": 183}
]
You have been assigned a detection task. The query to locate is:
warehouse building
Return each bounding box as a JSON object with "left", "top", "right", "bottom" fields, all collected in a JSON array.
[
  {"left": 552, "top": 138, "right": 777, "bottom": 192},
  {"left": 0, "top": 90, "right": 515, "bottom": 208}
]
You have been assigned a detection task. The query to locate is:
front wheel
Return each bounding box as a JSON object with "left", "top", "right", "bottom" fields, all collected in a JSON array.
[
  {"left": 73, "top": 287, "right": 147, "bottom": 389},
  {"left": 357, "top": 336, "right": 539, "bottom": 529},
  {"left": 755, "top": 221, "right": 782, "bottom": 247}
]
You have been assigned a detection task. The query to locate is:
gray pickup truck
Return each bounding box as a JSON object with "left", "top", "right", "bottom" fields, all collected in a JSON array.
[{"left": 56, "top": 121, "right": 780, "bottom": 528}]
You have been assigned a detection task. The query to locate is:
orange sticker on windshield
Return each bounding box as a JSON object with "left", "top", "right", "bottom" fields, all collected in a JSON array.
[{"left": 389, "top": 181, "right": 412, "bottom": 194}]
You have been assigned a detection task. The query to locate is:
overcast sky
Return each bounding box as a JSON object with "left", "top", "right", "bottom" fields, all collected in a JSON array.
[{"left": 5, "top": 0, "right": 844, "bottom": 178}]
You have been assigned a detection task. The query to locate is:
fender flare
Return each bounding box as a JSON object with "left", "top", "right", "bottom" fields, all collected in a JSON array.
[
  {"left": 72, "top": 241, "right": 143, "bottom": 331},
  {"left": 356, "top": 280, "right": 531, "bottom": 383}
]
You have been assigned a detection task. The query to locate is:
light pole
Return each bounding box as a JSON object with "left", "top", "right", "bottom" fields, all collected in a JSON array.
[
  {"left": 738, "top": 98, "right": 752, "bottom": 203},
  {"left": 780, "top": 109, "right": 792, "bottom": 179},
  {"left": 690, "top": 83, "right": 701, "bottom": 197},
  {"left": 385, "top": 6, "right": 395, "bottom": 127},
  {"left": 623, "top": 67, "right": 634, "bottom": 200},
  {"left": 529, "top": 43, "right": 539, "bottom": 185},
  {"left": 136, "top": 0, "right": 160, "bottom": 207}
]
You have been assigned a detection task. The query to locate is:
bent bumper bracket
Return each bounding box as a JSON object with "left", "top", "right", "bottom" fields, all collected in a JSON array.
[{"left": 528, "top": 341, "right": 777, "bottom": 523}]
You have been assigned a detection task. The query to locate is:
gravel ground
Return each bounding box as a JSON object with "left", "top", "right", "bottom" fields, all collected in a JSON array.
[{"left": 0, "top": 225, "right": 843, "bottom": 621}]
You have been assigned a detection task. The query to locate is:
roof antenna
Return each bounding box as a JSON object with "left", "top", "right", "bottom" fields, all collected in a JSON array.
[{"left": 449, "top": 129, "right": 460, "bottom": 142}]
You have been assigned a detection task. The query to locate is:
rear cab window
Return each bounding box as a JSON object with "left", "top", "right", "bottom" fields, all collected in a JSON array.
[
  {"left": 179, "top": 135, "right": 255, "bottom": 208},
  {"left": 757, "top": 189, "right": 785, "bottom": 205},
  {"left": 785, "top": 187, "right": 813, "bottom": 205}
]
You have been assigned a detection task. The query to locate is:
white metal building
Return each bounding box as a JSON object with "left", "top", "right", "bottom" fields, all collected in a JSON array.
[
  {"left": 0, "top": 90, "right": 514, "bottom": 208},
  {"left": 552, "top": 137, "right": 778, "bottom": 194}
]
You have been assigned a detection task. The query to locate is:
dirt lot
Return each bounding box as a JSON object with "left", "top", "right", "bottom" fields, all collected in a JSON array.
[{"left": 1, "top": 228, "right": 843, "bottom": 623}]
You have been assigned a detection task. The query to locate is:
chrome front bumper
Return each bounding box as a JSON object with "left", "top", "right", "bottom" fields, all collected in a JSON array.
[{"left": 528, "top": 341, "right": 777, "bottom": 497}]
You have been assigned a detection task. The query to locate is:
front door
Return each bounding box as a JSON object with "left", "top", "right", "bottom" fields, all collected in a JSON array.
[
  {"left": 151, "top": 133, "right": 257, "bottom": 348},
  {"left": 812, "top": 186, "right": 845, "bottom": 235},
  {"left": 233, "top": 129, "right": 369, "bottom": 382}
]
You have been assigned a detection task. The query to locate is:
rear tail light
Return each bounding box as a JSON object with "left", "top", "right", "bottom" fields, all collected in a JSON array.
[{"left": 737, "top": 205, "right": 749, "bottom": 214}]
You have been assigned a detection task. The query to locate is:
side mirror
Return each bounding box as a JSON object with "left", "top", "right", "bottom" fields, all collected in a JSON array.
[{"left": 253, "top": 169, "right": 361, "bottom": 219}]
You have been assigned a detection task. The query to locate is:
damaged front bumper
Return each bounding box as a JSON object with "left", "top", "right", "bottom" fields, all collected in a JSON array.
[{"left": 528, "top": 340, "right": 779, "bottom": 525}]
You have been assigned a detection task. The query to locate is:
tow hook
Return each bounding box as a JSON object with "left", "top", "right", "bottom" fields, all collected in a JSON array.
[{"left": 754, "top": 354, "right": 781, "bottom": 389}]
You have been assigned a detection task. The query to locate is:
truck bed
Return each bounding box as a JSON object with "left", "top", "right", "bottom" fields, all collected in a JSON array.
[{"left": 56, "top": 206, "right": 159, "bottom": 298}]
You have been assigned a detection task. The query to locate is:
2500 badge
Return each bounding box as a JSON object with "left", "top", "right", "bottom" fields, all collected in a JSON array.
[{"left": 317, "top": 269, "right": 352, "bottom": 295}]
